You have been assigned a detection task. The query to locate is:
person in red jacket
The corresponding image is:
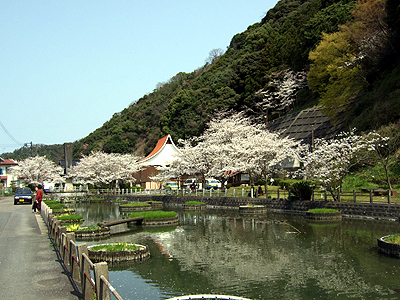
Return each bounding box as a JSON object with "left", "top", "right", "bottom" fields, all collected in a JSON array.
[{"left": 34, "top": 185, "right": 43, "bottom": 214}]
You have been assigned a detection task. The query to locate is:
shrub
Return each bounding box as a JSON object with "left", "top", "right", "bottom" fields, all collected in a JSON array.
[{"left": 289, "top": 181, "right": 314, "bottom": 201}]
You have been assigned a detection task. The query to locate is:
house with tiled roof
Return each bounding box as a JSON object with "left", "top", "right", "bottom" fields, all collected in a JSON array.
[
  {"left": 135, "top": 134, "right": 180, "bottom": 189},
  {"left": 0, "top": 158, "right": 19, "bottom": 188}
]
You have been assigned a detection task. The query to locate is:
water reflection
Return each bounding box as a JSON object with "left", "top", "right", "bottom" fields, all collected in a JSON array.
[{"left": 72, "top": 203, "right": 400, "bottom": 300}]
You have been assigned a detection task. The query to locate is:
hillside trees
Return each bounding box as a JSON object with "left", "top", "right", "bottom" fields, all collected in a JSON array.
[
  {"left": 59, "top": 0, "right": 375, "bottom": 160},
  {"left": 308, "top": 0, "right": 395, "bottom": 119}
]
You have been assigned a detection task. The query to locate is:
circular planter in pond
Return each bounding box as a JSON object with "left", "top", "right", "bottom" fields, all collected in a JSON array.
[
  {"left": 119, "top": 204, "right": 153, "bottom": 212},
  {"left": 148, "top": 201, "right": 163, "bottom": 210},
  {"left": 378, "top": 235, "right": 400, "bottom": 258},
  {"left": 74, "top": 227, "right": 110, "bottom": 238},
  {"left": 184, "top": 203, "right": 206, "bottom": 211},
  {"left": 239, "top": 205, "right": 267, "bottom": 214},
  {"left": 306, "top": 209, "right": 342, "bottom": 221},
  {"left": 88, "top": 243, "right": 150, "bottom": 263},
  {"left": 141, "top": 215, "right": 180, "bottom": 226},
  {"left": 59, "top": 218, "right": 85, "bottom": 224},
  {"left": 52, "top": 209, "right": 76, "bottom": 215}
]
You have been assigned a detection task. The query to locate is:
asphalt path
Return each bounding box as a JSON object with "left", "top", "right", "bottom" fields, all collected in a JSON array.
[{"left": 0, "top": 196, "right": 82, "bottom": 299}]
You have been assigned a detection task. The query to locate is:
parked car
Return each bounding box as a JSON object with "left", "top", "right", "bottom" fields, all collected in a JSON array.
[
  {"left": 205, "top": 179, "right": 221, "bottom": 190},
  {"left": 165, "top": 182, "right": 179, "bottom": 190},
  {"left": 183, "top": 178, "right": 197, "bottom": 189},
  {"left": 14, "top": 187, "right": 33, "bottom": 205}
]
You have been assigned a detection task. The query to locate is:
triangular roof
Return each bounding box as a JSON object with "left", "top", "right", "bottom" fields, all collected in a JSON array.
[
  {"left": 0, "top": 158, "right": 18, "bottom": 165},
  {"left": 140, "top": 134, "right": 180, "bottom": 166}
]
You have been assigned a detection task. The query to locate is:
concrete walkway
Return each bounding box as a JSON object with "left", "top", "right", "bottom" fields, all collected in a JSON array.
[{"left": 0, "top": 196, "right": 82, "bottom": 300}]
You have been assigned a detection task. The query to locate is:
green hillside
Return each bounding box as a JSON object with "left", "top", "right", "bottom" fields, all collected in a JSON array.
[{"left": 4, "top": 0, "right": 400, "bottom": 162}]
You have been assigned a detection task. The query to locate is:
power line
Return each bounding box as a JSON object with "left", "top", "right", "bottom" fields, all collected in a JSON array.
[{"left": 0, "top": 120, "right": 23, "bottom": 146}]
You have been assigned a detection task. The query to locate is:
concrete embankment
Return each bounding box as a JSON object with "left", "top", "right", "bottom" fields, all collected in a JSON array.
[{"left": 104, "top": 194, "right": 400, "bottom": 221}]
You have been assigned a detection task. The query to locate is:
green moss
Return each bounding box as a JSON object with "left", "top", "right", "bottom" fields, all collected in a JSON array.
[
  {"left": 129, "top": 210, "right": 177, "bottom": 219},
  {"left": 185, "top": 201, "right": 205, "bottom": 205},
  {"left": 308, "top": 208, "right": 339, "bottom": 213}
]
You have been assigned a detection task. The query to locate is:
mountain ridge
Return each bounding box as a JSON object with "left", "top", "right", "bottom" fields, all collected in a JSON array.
[{"left": 3, "top": 0, "right": 400, "bottom": 163}]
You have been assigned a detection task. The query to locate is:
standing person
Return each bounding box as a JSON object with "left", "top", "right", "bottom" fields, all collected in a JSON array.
[{"left": 34, "top": 185, "right": 43, "bottom": 215}]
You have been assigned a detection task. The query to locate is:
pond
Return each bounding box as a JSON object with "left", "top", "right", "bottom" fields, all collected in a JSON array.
[{"left": 73, "top": 202, "right": 400, "bottom": 300}]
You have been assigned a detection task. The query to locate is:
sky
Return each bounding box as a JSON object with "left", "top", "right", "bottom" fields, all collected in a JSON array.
[{"left": 0, "top": 0, "right": 279, "bottom": 155}]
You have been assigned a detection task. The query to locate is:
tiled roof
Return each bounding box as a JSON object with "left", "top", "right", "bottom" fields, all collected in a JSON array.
[{"left": 0, "top": 158, "right": 18, "bottom": 165}]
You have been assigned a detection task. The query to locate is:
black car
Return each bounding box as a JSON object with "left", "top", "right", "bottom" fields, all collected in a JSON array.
[{"left": 14, "top": 187, "right": 33, "bottom": 205}]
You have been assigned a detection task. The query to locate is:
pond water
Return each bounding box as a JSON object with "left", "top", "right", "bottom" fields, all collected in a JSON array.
[{"left": 73, "top": 202, "right": 400, "bottom": 300}]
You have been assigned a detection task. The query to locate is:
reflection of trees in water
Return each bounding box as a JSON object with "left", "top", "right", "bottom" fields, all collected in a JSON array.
[
  {"left": 75, "top": 204, "right": 400, "bottom": 299},
  {"left": 150, "top": 213, "right": 399, "bottom": 298},
  {"left": 73, "top": 203, "right": 121, "bottom": 226}
]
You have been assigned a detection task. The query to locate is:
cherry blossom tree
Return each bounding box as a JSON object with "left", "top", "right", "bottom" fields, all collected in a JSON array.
[
  {"left": 256, "top": 69, "right": 308, "bottom": 115},
  {"left": 158, "top": 111, "right": 302, "bottom": 195},
  {"left": 72, "top": 151, "right": 141, "bottom": 188},
  {"left": 227, "top": 129, "right": 302, "bottom": 197},
  {"left": 301, "top": 129, "right": 387, "bottom": 200},
  {"left": 9, "top": 156, "right": 64, "bottom": 185}
]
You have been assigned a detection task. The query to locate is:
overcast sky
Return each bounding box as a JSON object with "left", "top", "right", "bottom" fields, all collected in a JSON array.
[{"left": 0, "top": 0, "right": 278, "bottom": 155}]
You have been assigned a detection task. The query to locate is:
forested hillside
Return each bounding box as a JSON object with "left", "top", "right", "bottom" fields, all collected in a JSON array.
[{"left": 4, "top": 0, "right": 400, "bottom": 162}]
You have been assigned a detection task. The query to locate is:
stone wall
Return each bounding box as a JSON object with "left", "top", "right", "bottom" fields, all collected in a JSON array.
[{"left": 104, "top": 195, "right": 400, "bottom": 221}]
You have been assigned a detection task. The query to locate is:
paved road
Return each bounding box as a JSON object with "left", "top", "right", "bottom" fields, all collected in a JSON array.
[{"left": 0, "top": 196, "right": 82, "bottom": 299}]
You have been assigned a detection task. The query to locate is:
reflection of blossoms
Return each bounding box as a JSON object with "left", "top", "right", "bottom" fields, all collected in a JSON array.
[{"left": 256, "top": 69, "right": 308, "bottom": 113}]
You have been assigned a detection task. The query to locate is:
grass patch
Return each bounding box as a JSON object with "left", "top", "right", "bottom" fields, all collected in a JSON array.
[
  {"left": 121, "top": 202, "right": 151, "bottom": 207},
  {"left": 91, "top": 197, "right": 104, "bottom": 201},
  {"left": 43, "top": 200, "right": 61, "bottom": 205},
  {"left": 90, "top": 243, "right": 141, "bottom": 252},
  {"left": 384, "top": 234, "right": 400, "bottom": 245},
  {"left": 52, "top": 208, "right": 74, "bottom": 213},
  {"left": 185, "top": 201, "right": 205, "bottom": 205},
  {"left": 47, "top": 203, "right": 66, "bottom": 208},
  {"left": 56, "top": 214, "right": 84, "bottom": 221},
  {"left": 308, "top": 208, "right": 339, "bottom": 213},
  {"left": 129, "top": 210, "right": 177, "bottom": 219},
  {"left": 66, "top": 224, "right": 103, "bottom": 232}
]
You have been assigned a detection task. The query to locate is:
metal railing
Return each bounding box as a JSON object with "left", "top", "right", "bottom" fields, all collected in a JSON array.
[{"left": 86, "top": 187, "right": 397, "bottom": 203}]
